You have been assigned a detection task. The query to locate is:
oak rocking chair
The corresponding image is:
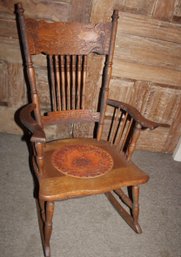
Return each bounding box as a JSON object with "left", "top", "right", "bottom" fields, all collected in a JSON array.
[{"left": 16, "top": 3, "right": 166, "bottom": 257}]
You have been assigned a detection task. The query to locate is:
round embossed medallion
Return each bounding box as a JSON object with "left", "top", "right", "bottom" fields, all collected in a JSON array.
[{"left": 51, "top": 144, "right": 113, "bottom": 178}]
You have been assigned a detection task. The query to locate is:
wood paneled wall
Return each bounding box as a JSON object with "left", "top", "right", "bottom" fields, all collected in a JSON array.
[
  {"left": 0, "top": 0, "right": 180, "bottom": 152},
  {"left": 0, "top": 0, "right": 92, "bottom": 134},
  {"left": 91, "top": 0, "right": 181, "bottom": 153}
]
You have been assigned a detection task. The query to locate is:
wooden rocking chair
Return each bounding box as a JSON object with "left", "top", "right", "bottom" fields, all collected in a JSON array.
[{"left": 15, "top": 3, "right": 167, "bottom": 257}]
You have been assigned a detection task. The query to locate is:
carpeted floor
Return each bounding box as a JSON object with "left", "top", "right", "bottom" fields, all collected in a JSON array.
[{"left": 0, "top": 133, "right": 181, "bottom": 257}]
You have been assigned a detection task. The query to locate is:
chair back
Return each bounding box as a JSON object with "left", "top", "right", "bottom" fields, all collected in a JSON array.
[{"left": 16, "top": 3, "right": 119, "bottom": 140}]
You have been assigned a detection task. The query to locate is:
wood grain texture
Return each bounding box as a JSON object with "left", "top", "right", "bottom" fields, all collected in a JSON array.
[
  {"left": 19, "top": 104, "right": 46, "bottom": 142},
  {"left": 164, "top": 104, "right": 181, "bottom": 152},
  {"left": 118, "top": 12, "right": 181, "bottom": 44},
  {"left": 91, "top": 2, "right": 181, "bottom": 152},
  {"left": 0, "top": 0, "right": 71, "bottom": 21},
  {"left": 152, "top": 0, "right": 176, "bottom": 21},
  {"left": 107, "top": 98, "right": 166, "bottom": 129},
  {"left": 0, "top": 61, "right": 24, "bottom": 106},
  {"left": 7, "top": 63, "right": 25, "bottom": 106},
  {"left": 110, "top": 12, "right": 181, "bottom": 152},
  {"left": 91, "top": 0, "right": 156, "bottom": 21},
  {"left": 113, "top": 60, "right": 181, "bottom": 88},
  {"left": 124, "top": 0, "right": 155, "bottom": 15},
  {"left": 173, "top": 0, "right": 181, "bottom": 21},
  {"left": 44, "top": 201, "right": 54, "bottom": 257},
  {"left": 113, "top": 12, "right": 181, "bottom": 87},
  {"left": 109, "top": 79, "right": 181, "bottom": 152},
  {"left": 0, "top": 60, "right": 9, "bottom": 106},
  {"left": 39, "top": 138, "right": 149, "bottom": 201},
  {"left": 26, "top": 19, "right": 112, "bottom": 55},
  {"left": 71, "top": 0, "right": 92, "bottom": 23},
  {"left": 115, "top": 34, "right": 181, "bottom": 71},
  {"left": 42, "top": 109, "right": 100, "bottom": 125},
  {"left": 91, "top": 0, "right": 181, "bottom": 23},
  {"left": 137, "top": 127, "right": 169, "bottom": 152}
]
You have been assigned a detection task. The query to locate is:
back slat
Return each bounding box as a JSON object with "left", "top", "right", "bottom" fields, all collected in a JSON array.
[
  {"left": 119, "top": 117, "right": 134, "bottom": 151},
  {"left": 48, "top": 55, "right": 57, "bottom": 111},
  {"left": 109, "top": 108, "right": 120, "bottom": 145},
  {"left": 106, "top": 107, "right": 135, "bottom": 152},
  {"left": 60, "top": 55, "right": 66, "bottom": 110},
  {"left": 116, "top": 112, "right": 128, "bottom": 146},
  {"left": 54, "top": 55, "right": 61, "bottom": 111},
  {"left": 82, "top": 55, "right": 87, "bottom": 109},
  {"left": 77, "top": 55, "right": 82, "bottom": 109},
  {"left": 66, "top": 55, "right": 71, "bottom": 110},
  {"left": 72, "top": 55, "right": 76, "bottom": 109},
  {"left": 47, "top": 54, "right": 87, "bottom": 112}
]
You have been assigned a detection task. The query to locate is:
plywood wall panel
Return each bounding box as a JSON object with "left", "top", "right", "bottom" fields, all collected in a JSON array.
[
  {"left": 91, "top": 0, "right": 156, "bottom": 21},
  {"left": 0, "top": 0, "right": 71, "bottom": 21},
  {"left": 91, "top": 0, "right": 121, "bottom": 22},
  {"left": 109, "top": 78, "right": 135, "bottom": 105},
  {"left": 118, "top": 12, "right": 181, "bottom": 44},
  {"left": 7, "top": 63, "right": 25, "bottom": 106},
  {"left": 141, "top": 84, "right": 181, "bottom": 122},
  {"left": 0, "top": 61, "right": 9, "bottom": 106},
  {"left": 115, "top": 34, "right": 181, "bottom": 70},
  {"left": 165, "top": 108, "right": 181, "bottom": 152},
  {"left": 0, "top": 19, "right": 18, "bottom": 38},
  {"left": 112, "top": 60, "right": 181, "bottom": 87},
  {"left": 124, "top": 0, "right": 155, "bottom": 15},
  {"left": 152, "top": 0, "right": 176, "bottom": 21},
  {"left": 137, "top": 127, "right": 169, "bottom": 152},
  {"left": 112, "top": 12, "right": 181, "bottom": 95},
  {"left": 85, "top": 54, "right": 103, "bottom": 110},
  {"left": 173, "top": 0, "right": 181, "bottom": 21},
  {"left": 71, "top": 0, "right": 92, "bottom": 22}
]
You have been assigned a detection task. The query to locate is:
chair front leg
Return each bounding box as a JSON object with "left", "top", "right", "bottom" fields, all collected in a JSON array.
[
  {"left": 44, "top": 201, "right": 55, "bottom": 257},
  {"left": 39, "top": 199, "right": 45, "bottom": 222},
  {"left": 132, "top": 186, "right": 142, "bottom": 234}
]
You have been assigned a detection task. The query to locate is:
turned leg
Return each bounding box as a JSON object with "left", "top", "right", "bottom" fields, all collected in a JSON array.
[
  {"left": 36, "top": 199, "right": 46, "bottom": 252},
  {"left": 44, "top": 201, "right": 54, "bottom": 257},
  {"left": 39, "top": 199, "right": 45, "bottom": 222},
  {"left": 132, "top": 186, "right": 142, "bottom": 234}
]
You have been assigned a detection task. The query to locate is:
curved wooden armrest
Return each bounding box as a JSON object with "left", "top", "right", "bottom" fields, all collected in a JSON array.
[
  {"left": 107, "top": 99, "right": 169, "bottom": 130},
  {"left": 20, "top": 103, "right": 46, "bottom": 142}
]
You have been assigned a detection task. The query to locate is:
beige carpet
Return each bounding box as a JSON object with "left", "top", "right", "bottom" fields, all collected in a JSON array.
[{"left": 0, "top": 133, "right": 181, "bottom": 257}]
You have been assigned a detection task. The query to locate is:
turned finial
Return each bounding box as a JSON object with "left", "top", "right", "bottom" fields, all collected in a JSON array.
[
  {"left": 112, "top": 10, "right": 119, "bottom": 20},
  {"left": 15, "top": 2, "right": 24, "bottom": 15}
]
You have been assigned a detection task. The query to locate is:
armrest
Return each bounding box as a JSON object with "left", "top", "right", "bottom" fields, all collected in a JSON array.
[
  {"left": 20, "top": 103, "right": 46, "bottom": 143},
  {"left": 107, "top": 99, "right": 169, "bottom": 130}
]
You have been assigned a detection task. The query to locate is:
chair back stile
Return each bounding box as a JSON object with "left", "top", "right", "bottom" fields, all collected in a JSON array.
[
  {"left": 16, "top": 2, "right": 119, "bottom": 140},
  {"left": 16, "top": 3, "right": 42, "bottom": 127},
  {"left": 97, "top": 10, "right": 119, "bottom": 141}
]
